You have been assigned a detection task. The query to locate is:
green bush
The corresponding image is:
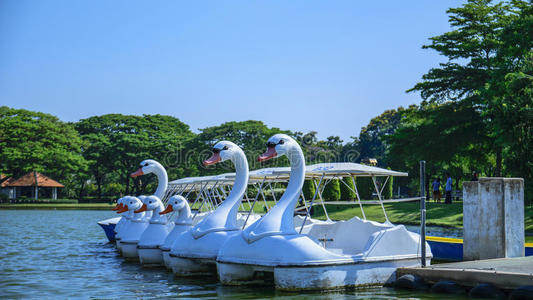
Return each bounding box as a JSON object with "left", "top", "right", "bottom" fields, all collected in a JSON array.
[
  {"left": 86, "top": 184, "right": 97, "bottom": 196},
  {"left": 302, "top": 180, "right": 316, "bottom": 200},
  {"left": 79, "top": 196, "right": 114, "bottom": 203},
  {"left": 0, "top": 193, "right": 9, "bottom": 203},
  {"left": 103, "top": 183, "right": 124, "bottom": 196},
  {"left": 340, "top": 177, "right": 357, "bottom": 200},
  {"left": 357, "top": 177, "right": 374, "bottom": 200},
  {"left": 322, "top": 179, "right": 341, "bottom": 201},
  {"left": 12, "top": 198, "right": 78, "bottom": 204},
  {"left": 382, "top": 176, "right": 394, "bottom": 199},
  {"left": 47, "top": 198, "right": 78, "bottom": 204}
]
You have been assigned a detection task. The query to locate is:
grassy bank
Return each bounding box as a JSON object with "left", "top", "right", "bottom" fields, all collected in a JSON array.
[
  {"left": 311, "top": 201, "right": 533, "bottom": 232},
  {"left": 0, "top": 203, "right": 115, "bottom": 210}
]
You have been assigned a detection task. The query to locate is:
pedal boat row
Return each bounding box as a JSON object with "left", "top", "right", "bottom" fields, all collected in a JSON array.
[{"left": 98, "top": 134, "right": 431, "bottom": 290}]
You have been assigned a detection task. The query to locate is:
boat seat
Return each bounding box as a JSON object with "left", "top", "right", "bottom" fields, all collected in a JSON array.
[{"left": 303, "top": 217, "right": 393, "bottom": 255}]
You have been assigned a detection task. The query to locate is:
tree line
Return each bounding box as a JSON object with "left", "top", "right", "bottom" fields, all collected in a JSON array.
[{"left": 0, "top": 0, "right": 531, "bottom": 203}]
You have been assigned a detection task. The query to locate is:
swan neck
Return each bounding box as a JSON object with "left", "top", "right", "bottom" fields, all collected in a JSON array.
[
  {"left": 191, "top": 149, "right": 249, "bottom": 237},
  {"left": 227, "top": 153, "right": 249, "bottom": 203},
  {"left": 241, "top": 142, "right": 305, "bottom": 242},
  {"left": 152, "top": 165, "right": 168, "bottom": 200},
  {"left": 175, "top": 203, "right": 192, "bottom": 225},
  {"left": 150, "top": 203, "right": 167, "bottom": 223},
  {"left": 285, "top": 147, "right": 305, "bottom": 197}
]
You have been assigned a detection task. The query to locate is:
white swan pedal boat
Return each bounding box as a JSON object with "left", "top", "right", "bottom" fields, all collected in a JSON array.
[{"left": 216, "top": 134, "right": 432, "bottom": 290}]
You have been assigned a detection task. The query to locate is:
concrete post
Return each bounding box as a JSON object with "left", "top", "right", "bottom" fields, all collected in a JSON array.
[
  {"left": 52, "top": 187, "right": 57, "bottom": 200},
  {"left": 463, "top": 178, "right": 524, "bottom": 261}
]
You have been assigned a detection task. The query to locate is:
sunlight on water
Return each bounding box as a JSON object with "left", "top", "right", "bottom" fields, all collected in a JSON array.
[{"left": 0, "top": 210, "right": 469, "bottom": 299}]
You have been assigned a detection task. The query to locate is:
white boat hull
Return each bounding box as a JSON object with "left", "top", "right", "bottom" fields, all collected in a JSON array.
[
  {"left": 121, "top": 241, "right": 139, "bottom": 260},
  {"left": 115, "top": 239, "right": 122, "bottom": 253},
  {"left": 169, "top": 255, "right": 216, "bottom": 276},
  {"left": 138, "top": 247, "right": 164, "bottom": 266},
  {"left": 137, "top": 222, "right": 171, "bottom": 266},
  {"left": 169, "top": 230, "right": 233, "bottom": 276},
  {"left": 218, "top": 257, "right": 430, "bottom": 290}
]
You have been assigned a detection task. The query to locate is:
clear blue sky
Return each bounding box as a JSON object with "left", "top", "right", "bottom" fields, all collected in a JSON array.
[{"left": 0, "top": 0, "right": 463, "bottom": 141}]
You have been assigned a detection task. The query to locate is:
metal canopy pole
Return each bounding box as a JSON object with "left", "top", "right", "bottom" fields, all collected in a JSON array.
[
  {"left": 200, "top": 189, "right": 213, "bottom": 212},
  {"left": 268, "top": 182, "right": 278, "bottom": 204},
  {"left": 371, "top": 176, "right": 390, "bottom": 223},
  {"left": 258, "top": 179, "right": 270, "bottom": 211},
  {"left": 205, "top": 181, "right": 219, "bottom": 208},
  {"left": 219, "top": 185, "right": 228, "bottom": 198},
  {"left": 420, "top": 160, "right": 427, "bottom": 267},
  {"left": 183, "top": 183, "right": 195, "bottom": 199},
  {"left": 351, "top": 175, "right": 366, "bottom": 220},
  {"left": 299, "top": 174, "right": 325, "bottom": 234},
  {"left": 314, "top": 176, "right": 331, "bottom": 221},
  {"left": 174, "top": 184, "right": 187, "bottom": 196},
  {"left": 191, "top": 182, "right": 209, "bottom": 220},
  {"left": 243, "top": 192, "right": 252, "bottom": 211},
  {"left": 242, "top": 177, "right": 267, "bottom": 229},
  {"left": 339, "top": 175, "right": 366, "bottom": 220},
  {"left": 380, "top": 176, "right": 390, "bottom": 196},
  {"left": 299, "top": 191, "right": 309, "bottom": 215}
]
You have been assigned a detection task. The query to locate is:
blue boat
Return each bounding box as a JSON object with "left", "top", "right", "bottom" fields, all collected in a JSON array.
[
  {"left": 427, "top": 236, "right": 533, "bottom": 261},
  {"left": 97, "top": 217, "right": 121, "bottom": 242}
]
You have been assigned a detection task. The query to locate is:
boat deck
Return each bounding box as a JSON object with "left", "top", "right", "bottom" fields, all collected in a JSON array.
[{"left": 397, "top": 256, "right": 533, "bottom": 289}]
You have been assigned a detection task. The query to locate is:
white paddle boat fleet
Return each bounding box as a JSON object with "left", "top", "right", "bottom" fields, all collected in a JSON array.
[{"left": 97, "top": 134, "right": 431, "bottom": 290}]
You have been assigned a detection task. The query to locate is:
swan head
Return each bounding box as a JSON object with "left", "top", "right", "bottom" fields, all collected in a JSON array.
[
  {"left": 130, "top": 159, "right": 163, "bottom": 178},
  {"left": 203, "top": 141, "right": 243, "bottom": 166},
  {"left": 258, "top": 133, "right": 296, "bottom": 162},
  {"left": 116, "top": 196, "right": 142, "bottom": 213},
  {"left": 134, "top": 195, "right": 161, "bottom": 213},
  {"left": 112, "top": 197, "right": 125, "bottom": 211},
  {"left": 160, "top": 195, "right": 187, "bottom": 215}
]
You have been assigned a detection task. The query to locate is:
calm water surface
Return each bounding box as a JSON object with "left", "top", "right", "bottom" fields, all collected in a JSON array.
[{"left": 0, "top": 210, "right": 469, "bottom": 299}]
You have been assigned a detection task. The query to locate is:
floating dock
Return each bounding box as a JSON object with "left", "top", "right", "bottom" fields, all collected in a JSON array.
[{"left": 397, "top": 256, "right": 533, "bottom": 290}]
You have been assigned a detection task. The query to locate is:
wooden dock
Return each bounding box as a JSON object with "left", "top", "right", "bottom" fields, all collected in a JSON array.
[{"left": 397, "top": 256, "right": 533, "bottom": 290}]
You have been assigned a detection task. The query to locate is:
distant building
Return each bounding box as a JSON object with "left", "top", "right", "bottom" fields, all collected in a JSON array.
[
  {"left": 4, "top": 172, "right": 64, "bottom": 200},
  {"left": 0, "top": 174, "right": 15, "bottom": 199},
  {"left": 361, "top": 158, "right": 378, "bottom": 166}
]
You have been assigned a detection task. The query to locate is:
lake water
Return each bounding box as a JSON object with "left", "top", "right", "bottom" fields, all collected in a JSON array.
[{"left": 0, "top": 210, "right": 469, "bottom": 299}]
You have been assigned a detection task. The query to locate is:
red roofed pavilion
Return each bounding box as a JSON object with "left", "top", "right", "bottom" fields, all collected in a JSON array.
[{"left": 5, "top": 172, "right": 64, "bottom": 200}]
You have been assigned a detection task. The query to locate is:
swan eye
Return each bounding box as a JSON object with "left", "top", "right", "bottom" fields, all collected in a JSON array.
[
  {"left": 278, "top": 140, "right": 284, "bottom": 145},
  {"left": 223, "top": 146, "right": 228, "bottom": 151}
]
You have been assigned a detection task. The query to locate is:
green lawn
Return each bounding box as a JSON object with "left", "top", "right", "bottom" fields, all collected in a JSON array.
[{"left": 311, "top": 201, "right": 533, "bottom": 233}]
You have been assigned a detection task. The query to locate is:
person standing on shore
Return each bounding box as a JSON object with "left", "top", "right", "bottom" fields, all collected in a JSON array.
[
  {"left": 471, "top": 171, "right": 478, "bottom": 181},
  {"left": 445, "top": 173, "right": 452, "bottom": 204},
  {"left": 432, "top": 178, "right": 441, "bottom": 202}
]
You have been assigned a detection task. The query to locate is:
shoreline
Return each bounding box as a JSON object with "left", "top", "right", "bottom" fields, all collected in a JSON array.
[
  {"left": 2, "top": 203, "right": 531, "bottom": 242},
  {"left": 0, "top": 203, "right": 115, "bottom": 210}
]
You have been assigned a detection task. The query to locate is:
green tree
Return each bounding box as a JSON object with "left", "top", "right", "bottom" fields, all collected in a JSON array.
[
  {"left": 499, "top": 54, "right": 533, "bottom": 203},
  {"left": 302, "top": 179, "right": 316, "bottom": 201},
  {"left": 356, "top": 177, "right": 374, "bottom": 200},
  {"left": 382, "top": 176, "right": 394, "bottom": 200},
  {"left": 195, "top": 121, "right": 291, "bottom": 174},
  {"left": 339, "top": 176, "right": 357, "bottom": 200},
  {"left": 358, "top": 106, "right": 417, "bottom": 166},
  {"left": 322, "top": 179, "right": 341, "bottom": 201},
  {"left": 387, "top": 101, "right": 493, "bottom": 191},
  {"left": 0, "top": 107, "right": 87, "bottom": 186},
  {"left": 408, "top": 0, "right": 530, "bottom": 176},
  {"left": 75, "top": 114, "right": 194, "bottom": 197}
]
